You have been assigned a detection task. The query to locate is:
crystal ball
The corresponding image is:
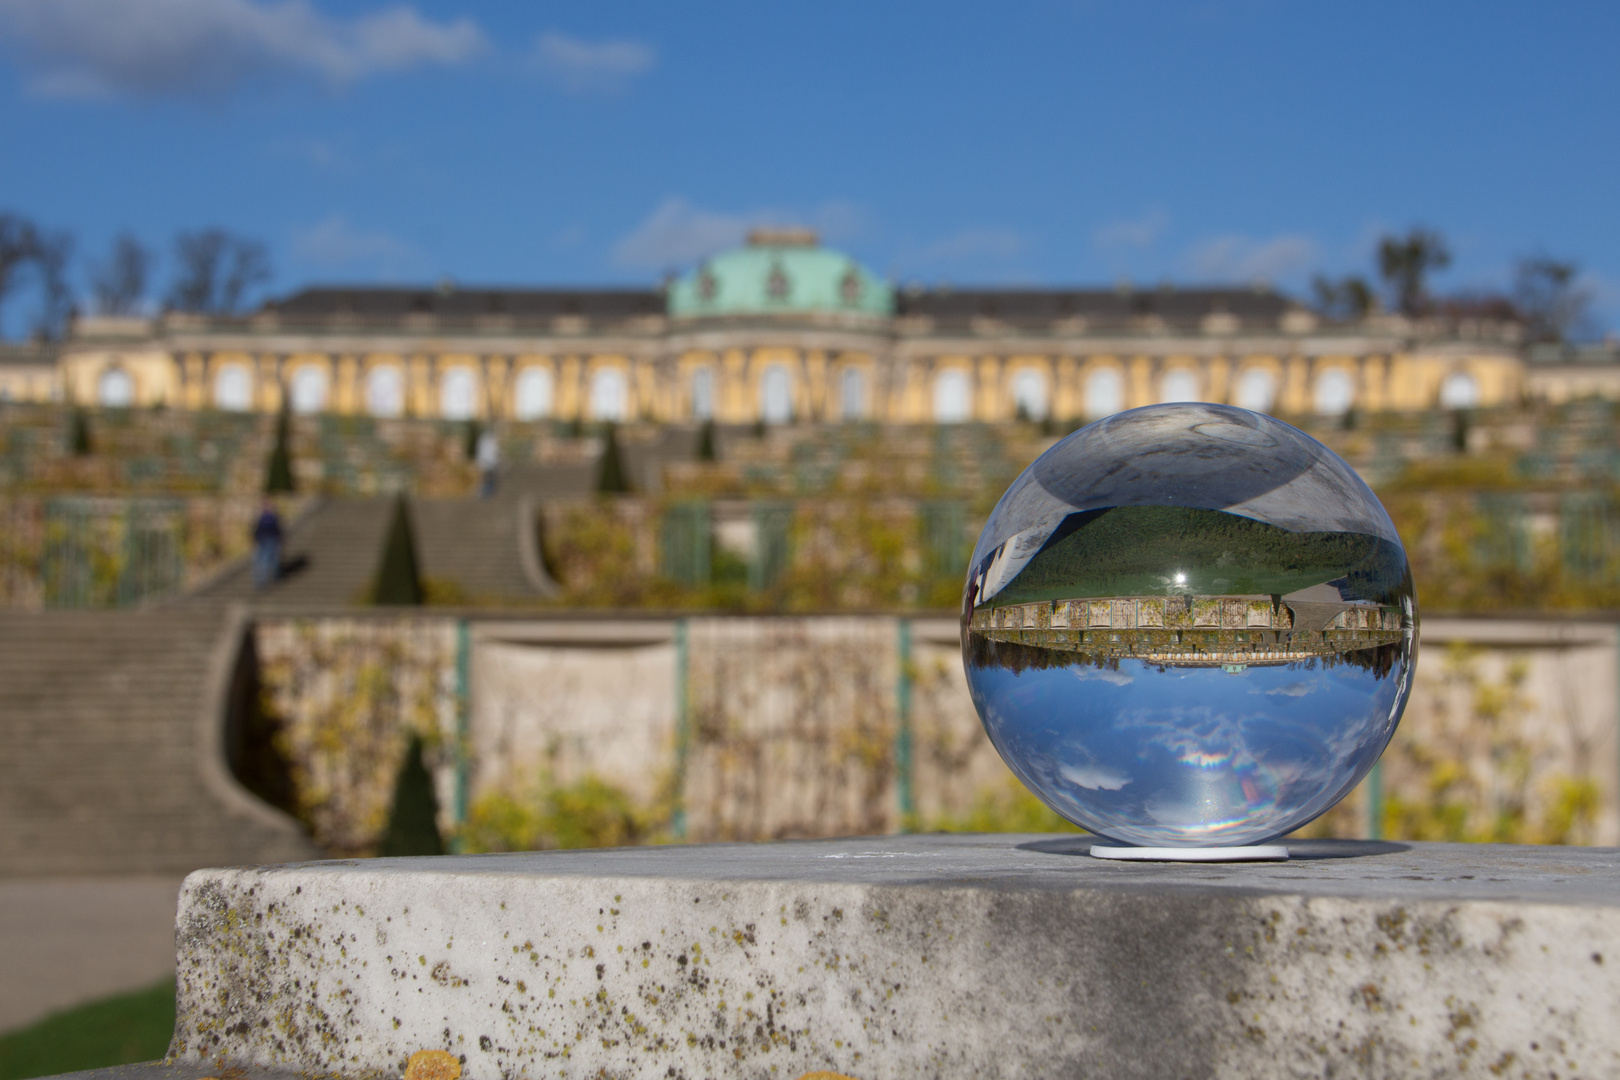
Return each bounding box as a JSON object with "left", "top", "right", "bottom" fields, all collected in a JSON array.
[{"left": 962, "top": 403, "right": 1416, "bottom": 847}]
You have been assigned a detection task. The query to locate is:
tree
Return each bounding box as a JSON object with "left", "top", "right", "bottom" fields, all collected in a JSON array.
[
  {"left": 696, "top": 418, "right": 717, "bottom": 462},
  {"left": 379, "top": 735, "right": 444, "bottom": 857},
  {"left": 30, "top": 228, "right": 74, "bottom": 339},
  {"left": 1311, "top": 274, "right": 1377, "bottom": 321},
  {"left": 1514, "top": 257, "right": 1591, "bottom": 343},
  {"left": 596, "top": 422, "right": 632, "bottom": 494},
  {"left": 372, "top": 494, "right": 425, "bottom": 605},
  {"left": 264, "top": 400, "right": 295, "bottom": 493},
  {"left": 91, "top": 232, "right": 151, "bottom": 316},
  {"left": 0, "top": 214, "right": 40, "bottom": 337},
  {"left": 166, "top": 228, "right": 271, "bottom": 314},
  {"left": 1377, "top": 228, "right": 1451, "bottom": 317}
]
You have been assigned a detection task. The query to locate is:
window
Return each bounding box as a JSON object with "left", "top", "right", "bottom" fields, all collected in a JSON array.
[
  {"left": 840, "top": 367, "right": 865, "bottom": 420},
  {"left": 690, "top": 367, "right": 714, "bottom": 421},
  {"left": 760, "top": 364, "right": 792, "bottom": 424},
  {"left": 97, "top": 367, "right": 134, "bottom": 408},
  {"left": 514, "top": 367, "right": 554, "bottom": 421},
  {"left": 589, "top": 367, "right": 627, "bottom": 421},
  {"left": 1314, "top": 368, "right": 1354, "bottom": 415},
  {"left": 1084, "top": 368, "right": 1123, "bottom": 418},
  {"left": 1011, "top": 369, "right": 1048, "bottom": 420},
  {"left": 1439, "top": 371, "right": 1480, "bottom": 410},
  {"left": 1160, "top": 368, "right": 1199, "bottom": 404},
  {"left": 289, "top": 365, "right": 328, "bottom": 415},
  {"left": 1235, "top": 368, "right": 1276, "bottom": 413},
  {"left": 934, "top": 368, "right": 971, "bottom": 423},
  {"left": 440, "top": 367, "right": 477, "bottom": 420},
  {"left": 213, "top": 363, "right": 252, "bottom": 412},
  {"left": 366, "top": 366, "right": 404, "bottom": 418}
]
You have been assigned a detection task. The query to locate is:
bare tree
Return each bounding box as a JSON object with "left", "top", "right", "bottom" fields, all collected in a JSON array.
[
  {"left": 31, "top": 229, "right": 74, "bottom": 339},
  {"left": 90, "top": 232, "right": 151, "bottom": 316},
  {"left": 1513, "top": 256, "right": 1591, "bottom": 343},
  {"left": 166, "top": 228, "right": 272, "bottom": 314},
  {"left": 0, "top": 213, "right": 40, "bottom": 338},
  {"left": 1311, "top": 274, "right": 1376, "bottom": 321},
  {"left": 1377, "top": 227, "right": 1451, "bottom": 317}
]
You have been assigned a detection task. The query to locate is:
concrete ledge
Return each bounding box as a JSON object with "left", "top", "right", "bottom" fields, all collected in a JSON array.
[{"left": 171, "top": 836, "right": 1620, "bottom": 1079}]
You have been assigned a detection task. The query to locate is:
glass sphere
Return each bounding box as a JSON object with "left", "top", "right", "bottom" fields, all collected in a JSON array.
[{"left": 962, "top": 403, "right": 1416, "bottom": 847}]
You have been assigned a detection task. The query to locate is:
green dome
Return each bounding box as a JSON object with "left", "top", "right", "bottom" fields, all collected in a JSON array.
[{"left": 667, "top": 230, "right": 893, "bottom": 319}]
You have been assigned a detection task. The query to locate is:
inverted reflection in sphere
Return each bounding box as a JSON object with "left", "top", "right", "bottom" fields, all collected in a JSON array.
[{"left": 962, "top": 403, "right": 1416, "bottom": 847}]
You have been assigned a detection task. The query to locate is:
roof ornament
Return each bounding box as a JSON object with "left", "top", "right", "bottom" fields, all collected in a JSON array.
[
  {"left": 766, "top": 263, "right": 790, "bottom": 301},
  {"left": 697, "top": 265, "right": 718, "bottom": 302},
  {"left": 839, "top": 266, "right": 863, "bottom": 306},
  {"left": 747, "top": 227, "right": 818, "bottom": 248}
]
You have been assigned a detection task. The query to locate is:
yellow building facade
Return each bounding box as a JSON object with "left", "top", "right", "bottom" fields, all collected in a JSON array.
[{"left": 5, "top": 233, "right": 1535, "bottom": 422}]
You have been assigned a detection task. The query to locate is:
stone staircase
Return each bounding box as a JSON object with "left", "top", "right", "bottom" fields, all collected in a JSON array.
[{"left": 0, "top": 607, "right": 316, "bottom": 874}]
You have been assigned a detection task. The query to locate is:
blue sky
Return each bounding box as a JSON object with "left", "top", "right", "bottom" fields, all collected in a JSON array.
[{"left": 0, "top": 0, "right": 1616, "bottom": 329}]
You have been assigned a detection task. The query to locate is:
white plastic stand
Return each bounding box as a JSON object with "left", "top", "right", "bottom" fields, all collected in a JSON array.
[{"left": 1090, "top": 844, "right": 1289, "bottom": 862}]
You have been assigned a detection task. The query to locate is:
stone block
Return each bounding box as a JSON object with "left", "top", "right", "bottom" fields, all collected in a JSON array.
[{"left": 169, "top": 836, "right": 1620, "bottom": 1080}]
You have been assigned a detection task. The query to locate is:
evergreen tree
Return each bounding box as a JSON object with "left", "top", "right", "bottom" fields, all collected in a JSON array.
[
  {"left": 596, "top": 423, "right": 632, "bottom": 494},
  {"left": 696, "top": 419, "right": 717, "bottom": 462},
  {"left": 379, "top": 735, "right": 444, "bottom": 857},
  {"left": 68, "top": 407, "right": 91, "bottom": 456},
  {"left": 372, "top": 494, "right": 425, "bottom": 605},
  {"left": 463, "top": 419, "right": 481, "bottom": 461},
  {"left": 264, "top": 400, "right": 295, "bottom": 494}
]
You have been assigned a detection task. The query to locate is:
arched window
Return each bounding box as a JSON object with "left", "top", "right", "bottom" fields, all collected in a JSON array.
[
  {"left": 365, "top": 366, "right": 404, "bottom": 418},
  {"left": 98, "top": 367, "right": 134, "bottom": 408},
  {"left": 933, "top": 368, "right": 972, "bottom": 423},
  {"left": 1235, "top": 368, "right": 1276, "bottom": 413},
  {"left": 213, "top": 363, "right": 252, "bottom": 412},
  {"left": 1084, "top": 367, "right": 1123, "bottom": 418},
  {"left": 760, "top": 364, "right": 793, "bottom": 424},
  {"left": 440, "top": 367, "right": 477, "bottom": 420},
  {"left": 589, "top": 368, "right": 627, "bottom": 421},
  {"left": 289, "top": 365, "right": 328, "bottom": 415},
  {"left": 840, "top": 367, "right": 866, "bottom": 420},
  {"left": 514, "top": 367, "right": 554, "bottom": 421},
  {"left": 1439, "top": 370, "right": 1480, "bottom": 410},
  {"left": 1314, "top": 368, "right": 1354, "bottom": 415},
  {"left": 1011, "top": 369, "right": 1048, "bottom": 420},
  {"left": 1160, "top": 368, "right": 1200, "bottom": 404},
  {"left": 690, "top": 367, "right": 714, "bottom": 421}
]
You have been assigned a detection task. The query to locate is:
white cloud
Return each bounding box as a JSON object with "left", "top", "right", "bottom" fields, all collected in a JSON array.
[
  {"left": 0, "top": 0, "right": 485, "bottom": 100},
  {"left": 1183, "top": 232, "right": 1319, "bottom": 285},
  {"left": 612, "top": 197, "right": 872, "bottom": 271},
  {"left": 1073, "top": 666, "right": 1134, "bottom": 687},
  {"left": 1258, "top": 681, "right": 1318, "bottom": 698},
  {"left": 532, "top": 31, "right": 653, "bottom": 95},
  {"left": 912, "top": 228, "right": 1025, "bottom": 268},
  {"left": 613, "top": 198, "right": 753, "bottom": 270},
  {"left": 1093, "top": 209, "right": 1170, "bottom": 257},
  {"left": 1059, "top": 763, "right": 1131, "bottom": 791},
  {"left": 292, "top": 215, "right": 422, "bottom": 276}
]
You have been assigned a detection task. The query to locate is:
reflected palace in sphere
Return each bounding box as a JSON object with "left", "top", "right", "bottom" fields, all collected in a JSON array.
[{"left": 962, "top": 403, "right": 1417, "bottom": 847}]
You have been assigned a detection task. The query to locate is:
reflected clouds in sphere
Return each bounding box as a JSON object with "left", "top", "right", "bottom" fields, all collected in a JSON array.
[{"left": 961, "top": 403, "right": 1417, "bottom": 847}]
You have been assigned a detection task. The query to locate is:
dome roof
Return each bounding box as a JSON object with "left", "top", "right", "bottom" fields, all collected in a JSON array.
[{"left": 667, "top": 229, "right": 893, "bottom": 320}]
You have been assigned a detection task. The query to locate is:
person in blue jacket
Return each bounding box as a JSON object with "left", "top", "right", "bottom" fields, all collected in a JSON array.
[{"left": 252, "top": 499, "right": 283, "bottom": 588}]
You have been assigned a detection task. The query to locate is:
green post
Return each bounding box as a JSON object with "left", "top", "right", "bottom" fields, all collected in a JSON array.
[
  {"left": 672, "top": 618, "right": 690, "bottom": 841},
  {"left": 896, "top": 617, "right": 915, "bottom": 832},
  {"left": 451, "top": 618, "right": 470, "bottom": 852},
  {"left": 1366, "top": 760, "right": 1384, "bottom": 841}
]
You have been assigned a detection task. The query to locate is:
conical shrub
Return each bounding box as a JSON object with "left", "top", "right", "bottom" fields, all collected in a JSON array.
[
  {"left": 696, "top": 419, "right": 716, "bottom": 462},
  {"left": 596, "top": 422, "right": 632, "bottom": 494},
  {"left": 264, "top": 402, "right": 295, "bottom": 494},
  {"left": 68, "top": 408, "right": 91, "bottom": 456},
  {"left": 372, "top": 494, "right": 424, "bottom": 605},
  {"left": 379, "top": 735, "right": 444, "bottom": 857}
]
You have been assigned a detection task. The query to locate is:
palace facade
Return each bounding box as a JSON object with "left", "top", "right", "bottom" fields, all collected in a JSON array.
[{"left": 0, "top": 229, "right": 1568, "bottom": 423}]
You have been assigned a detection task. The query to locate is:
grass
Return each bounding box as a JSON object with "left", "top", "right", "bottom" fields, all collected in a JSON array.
[{"left": 0, "top": 978, "right": 175, "bottom": 1080}]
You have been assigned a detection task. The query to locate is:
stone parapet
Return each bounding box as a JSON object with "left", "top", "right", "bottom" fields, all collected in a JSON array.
[{"left": 169, "top": 836, "right": 1620, "bottom": 1080}]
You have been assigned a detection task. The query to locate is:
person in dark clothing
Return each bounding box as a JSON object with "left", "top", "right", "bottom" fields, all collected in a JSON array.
[{"left": 252, "top": 499, "right": 283, "bottom": 588}]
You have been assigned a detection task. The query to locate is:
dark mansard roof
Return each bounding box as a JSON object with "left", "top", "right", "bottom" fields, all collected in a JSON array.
[
  {"left": 894, "top": 285, "right": 1297, "bottom": 330},
  {"left": 266, "top": 285, "right": 666, "bottom": 327}
]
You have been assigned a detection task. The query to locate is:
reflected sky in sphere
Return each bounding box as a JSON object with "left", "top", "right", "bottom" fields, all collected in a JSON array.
[{"left": 962, "top": 403, "right": 1416, "bottom": 847}]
